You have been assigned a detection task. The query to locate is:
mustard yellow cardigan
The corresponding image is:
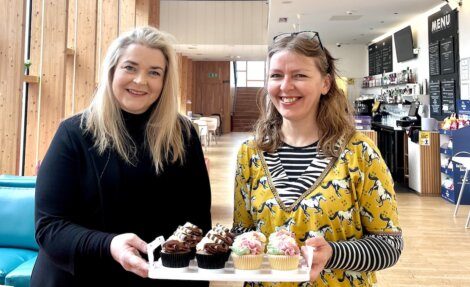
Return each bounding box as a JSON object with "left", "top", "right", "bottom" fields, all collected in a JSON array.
[{"left": 233, "top": 132, "right": 401, "bottom": 287}]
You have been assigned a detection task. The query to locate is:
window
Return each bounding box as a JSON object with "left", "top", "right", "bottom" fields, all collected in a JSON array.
[{"left": 236, "top": 61, "right": 265, "bottom": 87}]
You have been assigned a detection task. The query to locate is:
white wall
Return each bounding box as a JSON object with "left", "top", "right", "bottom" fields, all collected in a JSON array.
[
  {"left": 367, "top": 3, "right": 470, "bottom": 98},
  {"left": 324, "top": 44, "right": 368, "bottom": 101},
  {"left": 459, "top": 3, "right": 470, "bottom": 59},
  {"left": 326, "top": 44, "right": 368, "bottom": 79}
]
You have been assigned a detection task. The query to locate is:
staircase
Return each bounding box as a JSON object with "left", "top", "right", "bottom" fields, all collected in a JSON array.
[{"left": 232, "top": 87, "right": 262, "bottom": 132}]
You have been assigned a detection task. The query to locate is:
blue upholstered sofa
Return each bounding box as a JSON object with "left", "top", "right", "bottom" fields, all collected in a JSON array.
[{"left": 0, "top": 175, "right": 37, "bottom": 287}]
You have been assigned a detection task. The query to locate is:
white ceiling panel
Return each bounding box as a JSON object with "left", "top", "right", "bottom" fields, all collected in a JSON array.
[{"left": 160, "top": 0, "right": 451, "bottom": 61}]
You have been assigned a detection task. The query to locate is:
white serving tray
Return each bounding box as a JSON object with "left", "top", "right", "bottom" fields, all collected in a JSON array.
[
  {"left": 147, "top": 236, "right": 314, "bottom": 282},
  {"left": 148, "top": 256, "right": 311, "bottom": 282}
]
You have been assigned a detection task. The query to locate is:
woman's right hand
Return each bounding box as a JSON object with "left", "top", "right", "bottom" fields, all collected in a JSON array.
[
  {"left": 301, "top": 237, "right": 333, "bottom": 282},
  {"left": 110, "top": 233, "right": 149, "bottom": 278}
]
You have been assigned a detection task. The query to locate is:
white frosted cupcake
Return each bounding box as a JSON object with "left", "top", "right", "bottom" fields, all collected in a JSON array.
[
  {"left": 266, "top": 229, "right": 300, "bottom": 270},
  {"left": 230, "top": 231, "right": 266, "bottom": 270}
]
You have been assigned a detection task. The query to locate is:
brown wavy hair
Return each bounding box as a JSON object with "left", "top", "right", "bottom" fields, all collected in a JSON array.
[{"left": 254, "top": 35, "right": 355, "bottom": 158}]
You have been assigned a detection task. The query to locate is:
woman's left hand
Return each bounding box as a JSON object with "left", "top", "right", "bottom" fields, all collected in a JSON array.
[
  {"left": 301, "top": 237, "right": 333, "bottom": 282},
  {"left": 110, "top": 233, "right": 149, "bottom": 278}
]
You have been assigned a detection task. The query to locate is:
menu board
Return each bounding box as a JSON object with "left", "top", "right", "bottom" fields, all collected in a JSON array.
[
  {"left": 368, "top": 46, "right": 375, "bottom": 76},
  {"left": 430, "top": 80, "right": 441, "bottom": 115},
  {"left": 382, "top": 40, "right": 393, "bottom": 73},
  {"left": 440, "top": 37, "right": 454, "bottom": 74},
  {"left": 374, "top": 48, "right": 382, "bottom": 75},
  {"left": 429, "top": 41, "right": 440, "bottom": 76},
  {"left": 428, "top": 9, "right": 459, "bottom": 119},
  {"left": 441, "top": 79, "right": 455, "bottom": 113},
  {"left": 368, "top": 36, "right": 393, "bottom": 76}
]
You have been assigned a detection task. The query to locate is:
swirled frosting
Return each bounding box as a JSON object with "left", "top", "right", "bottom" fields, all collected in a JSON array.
[
  {"left": 230, "top": 231, "right": 266, "bottom": 256},
  {"left": 267, "top": 229, "right": 300, "bottom": 256},
  {"left": 162, "top": 240, "right": 191, "bottom": 253}
]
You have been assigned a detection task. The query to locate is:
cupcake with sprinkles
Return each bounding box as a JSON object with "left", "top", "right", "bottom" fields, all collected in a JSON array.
[
  {"left": 266, "top": 229, "right": 300, "bottom": 270},
  {"left": 230, "top": 231, "right": 266, "bottom": 270}
]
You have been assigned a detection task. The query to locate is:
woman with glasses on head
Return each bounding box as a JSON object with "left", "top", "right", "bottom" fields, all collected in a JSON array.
[
  {"left": 232, "top": 31, "right": 403, "bottom": 286},
  {"left": 31, "top": 27, "right": 211, "bottom": 287}
]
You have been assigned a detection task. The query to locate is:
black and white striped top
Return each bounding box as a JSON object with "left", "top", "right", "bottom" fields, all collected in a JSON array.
[
  {"left": 263, "top": 142, "right": 330, "bottom": 206},
  {"left": 258, "top": 142, "right": 404, "bottom": 273}
]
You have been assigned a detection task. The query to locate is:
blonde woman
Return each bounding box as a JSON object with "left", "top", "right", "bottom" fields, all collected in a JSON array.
[
  {"left": 233, "top": 32, "right": 403, "bottom": 286},
  {"left": 32, "top": 27, "right": 211, "bottom": 287}
]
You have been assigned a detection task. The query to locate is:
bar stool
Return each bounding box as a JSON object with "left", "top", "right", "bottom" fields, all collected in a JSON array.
[{"left": 452, "top": 151, "right": 470, "bottom": 228}]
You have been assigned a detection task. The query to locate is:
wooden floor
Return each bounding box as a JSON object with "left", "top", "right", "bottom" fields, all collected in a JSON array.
[{"left": 204, "top": 132, "right": 470, "bottom": 287}]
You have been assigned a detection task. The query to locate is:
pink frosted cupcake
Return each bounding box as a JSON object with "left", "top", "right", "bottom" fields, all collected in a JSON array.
[
  {"left": 230, "top": 231, "right": 266, "bottom": 270},
  {"left": 266, "top": 229, "right": 300, "bottom": 270}
]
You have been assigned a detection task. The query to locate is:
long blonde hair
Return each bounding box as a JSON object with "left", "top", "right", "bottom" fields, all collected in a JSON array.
[
  {"left": 254, "top": 35, "right": 355, "bottom": 158},
  {"left": 83, "top": 26, "right": 190, "bottom": 173}
]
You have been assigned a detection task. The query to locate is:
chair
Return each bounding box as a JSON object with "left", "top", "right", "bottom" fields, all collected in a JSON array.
[
  {"left": 210, "top": 113, "right": 222, "bottom": 135},
  {"left": 200, "top": 117, "right": 218, "bottom": 146},
  {"left": 193, "top": 119, "right": 208, "bottom": 149},
  {"left": 192, "top": 113, "right": 202, "bottom": 120},
  {"left": 452, "top": 152, "right": 470, "bottom": 228}
]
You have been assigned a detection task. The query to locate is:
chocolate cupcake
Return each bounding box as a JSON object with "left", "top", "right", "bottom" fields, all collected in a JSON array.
[
  {"left": 178, "top": 222, "right": 204, "bottom": 259},
  {"left": 160, "top": 239, "right": 191, "bottom": 268},
  {"left": 195, "top": 224, "right": 233, "bottom": 269}
]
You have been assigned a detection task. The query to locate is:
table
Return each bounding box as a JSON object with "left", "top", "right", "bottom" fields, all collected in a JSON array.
[{"left": 452, "top": 156, "right": 470, "bottom": 228}]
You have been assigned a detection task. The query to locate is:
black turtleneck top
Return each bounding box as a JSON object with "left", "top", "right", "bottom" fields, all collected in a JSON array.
[{"left": 32, "top": 107, "right": 211, "bottom": 287}]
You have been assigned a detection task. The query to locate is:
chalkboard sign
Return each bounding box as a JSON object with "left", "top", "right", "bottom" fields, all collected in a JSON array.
[
  {"left": 440, "top": 36, "right": 454, "bottom": 74},
  {"left": 368, "top": 36, "right": 393, "bottom": 76},
  {"left": 430, "top": 80, "right": 441, "bottom": 115},
  {"left": 441, "top": 79, "right": 455, "bottom": 113},
  {"left": 382, "top": 39, "right": 393, "bottom": 73},
  {"left": 368, "top": 45, "right": 375, "bottom": 76},
  {"left": 429, "top": 41, "right": 440, "bottom": 76},
  {"left": 428, "top": 9, "right": 459, "bottom": 119}
]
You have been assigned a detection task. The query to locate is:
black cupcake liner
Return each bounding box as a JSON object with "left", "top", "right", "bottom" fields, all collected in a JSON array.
[
  {"left": 189, "top": 247, "right": 197, "bottom": 259},
  {"left": 160, "top": 251, "right": 191, "bottom": 268},
  {"left": 196, "top": 253, "right": 228, "bottom": 269}
]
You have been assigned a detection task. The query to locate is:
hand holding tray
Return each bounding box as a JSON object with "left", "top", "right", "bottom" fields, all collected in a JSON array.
[{"left": 147, "top": 236, "right": 314, "bottom": 282}]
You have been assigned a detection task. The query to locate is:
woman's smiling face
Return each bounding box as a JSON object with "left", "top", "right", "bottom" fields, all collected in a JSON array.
[
  {"left": 112, "top": 44, "right": 166, "bottom": 114},
  {"left": 267, "top": 50, "right": 331, "bottom": 123}
]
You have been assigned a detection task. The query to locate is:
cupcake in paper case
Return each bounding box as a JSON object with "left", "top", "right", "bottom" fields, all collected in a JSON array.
[
  {"left": 160, "top": 239, "right": 192, "bottom": 268},
  {"left": 208, "top": 223, "right": 236, "bottom": 261},
  {"left": 195, "top": 225, "right": 233, "bottom": 269},
  {"left": 230, "top": 231, "right": 266, "bottom": 270},
  {"left": 175, "top": 222, "right": 204, "bottom": 258},
  {"left": 266, "top": 229, "right": 301, "bottom": 270}
]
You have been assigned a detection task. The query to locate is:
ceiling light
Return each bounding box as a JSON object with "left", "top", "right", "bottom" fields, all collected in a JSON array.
[
  {"left": 279, "top": 17, "right": 288, "bottom": 23},
  {"left": 346, "top": 11, "right": 353, "bottom": 15}
]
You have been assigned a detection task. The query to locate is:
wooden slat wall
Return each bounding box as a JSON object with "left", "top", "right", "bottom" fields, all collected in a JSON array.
[
  {"left": 420, "top": 132, "right": 441, "bottom": 196},
  {"left": 360, "top": 130, "right": 378, "bottom": 146},
  {"left": 193, "top": 61, "right": 231, "bottom": 133},
  {"left": 17, "top": 0, "right": 160, "bottom": 175},
  {"left": 33, "top": 1, "right": 68, "bottom": 176},
  {"left": 119, "top": 0, "right": 136, "bottom": 33},
  {"left": 0, "top": 0, "right": 26, "bottom": 174}
]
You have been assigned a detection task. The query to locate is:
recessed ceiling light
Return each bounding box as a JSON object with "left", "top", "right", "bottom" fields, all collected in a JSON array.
[
  {"left": 394, "top": 12, "right": 399, "bottom": 15},
  {"left": 346, "top": 11, "right": 353, "bottom": 15}
]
